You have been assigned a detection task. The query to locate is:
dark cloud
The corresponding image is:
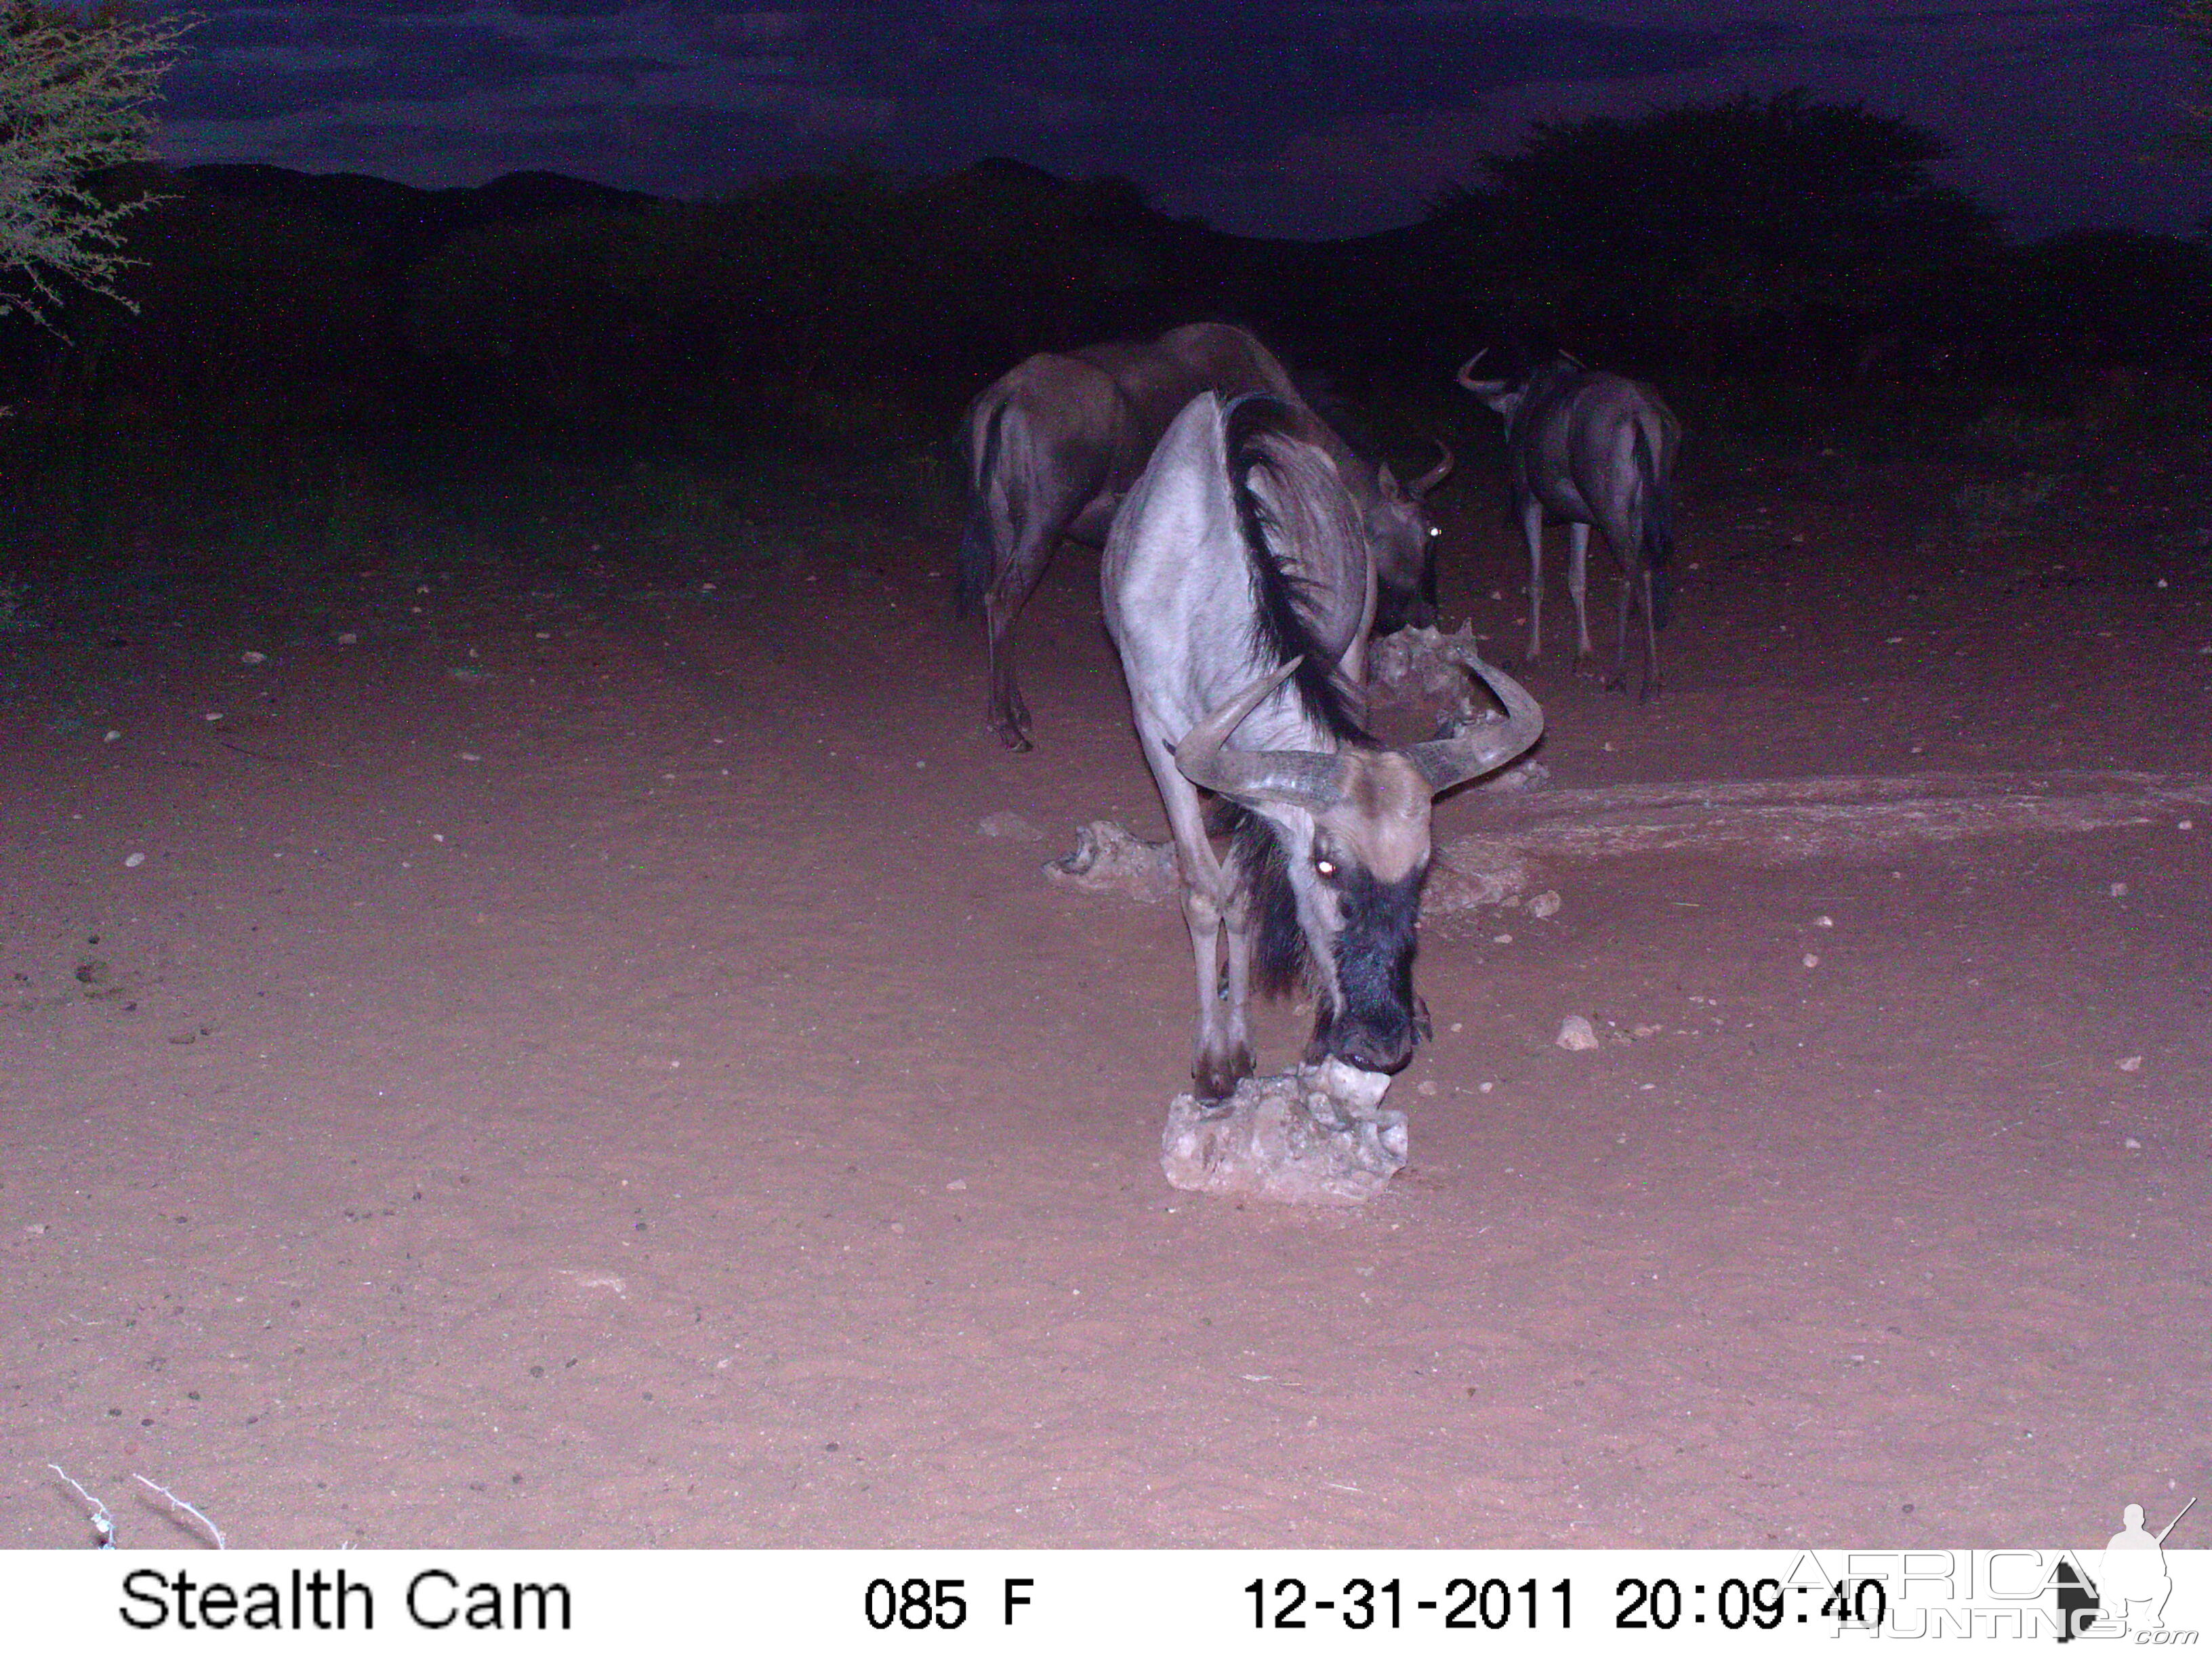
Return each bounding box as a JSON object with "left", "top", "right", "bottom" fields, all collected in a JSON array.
[
  {"left": 507, "top": 0, "right": 640, "bottom": 15},
  {"left": 159, "top": 3, "right": 2208, "bottom": 237},
  {"left": 169, "top": 3, "right": 673, "bottom": 125},
  {"left": 169, "top": 31, "right": 582, "bottom": 122},
  {"left": 175, "top": 3, "right": 1727, "bottom": 119},
  {"left": 781, "top": 5, "right": 1730, "bottom": 118},
  {"left": 168, "top": 3, "right": 1732, "bottom": 178},
  {"left": 1871, "top": 1, "right": 2159, "bottom": 26}
]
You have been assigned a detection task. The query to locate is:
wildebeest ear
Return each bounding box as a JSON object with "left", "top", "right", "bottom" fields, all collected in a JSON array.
[{"left": 1376, "top": 463, "right": 1406, "bottom": 501}]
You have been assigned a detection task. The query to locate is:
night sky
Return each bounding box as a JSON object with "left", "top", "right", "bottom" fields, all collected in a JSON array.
[{"left": 161, "top": 2, "right": 2205, "bottom": 241}]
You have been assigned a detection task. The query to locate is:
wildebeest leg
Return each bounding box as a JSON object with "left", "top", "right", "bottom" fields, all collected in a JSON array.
[
  {"left": 981, "top": 525, "right": 1059, "bottom": 750},
  {"left": 1635, "top": 562, "right": 1663, "bottom": 701},
  {"left": 1565, "top": 520, "right": 1594, "bottom": 666},
  {"left": 1180, "top": 859, "right": 1256, "bottom": 1100},
  {"left": 1218, "top": 874, "right": 1256, "bottom": 1074},
  {"left": 1147, "top": 744, "right": 1255, "bottom": 1101},
  {"left": 1521, "top": 498, "right": 1547, "bottom": 665},
  {"left": 1604, "top": 523, "right": 1661, "bottom": 699}
]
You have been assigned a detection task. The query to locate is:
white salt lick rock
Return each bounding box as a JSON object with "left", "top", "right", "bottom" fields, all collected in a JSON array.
[{"left": 1161, "top": 1059, "right": 1408, "bottom": 1206}]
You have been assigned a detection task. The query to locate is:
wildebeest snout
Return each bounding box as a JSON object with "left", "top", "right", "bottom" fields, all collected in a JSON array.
[
  {"left": 1326, "top": 1008, "right": 1418, "bottom": 1075},
  {"left": 1375, "top": 584, "right": 1438, "bottom": 634}
]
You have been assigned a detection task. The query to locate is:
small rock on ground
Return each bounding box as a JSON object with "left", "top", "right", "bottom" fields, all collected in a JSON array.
[
  {"left": 976, "top": 811, "right": 1044, "bottom": 842},
  {"left": 1044, "top": 821, "right": 1182, "bottom": 903},
  {"left": 1556, "top": 1015, "right": 1601, "bottom": 1051}
]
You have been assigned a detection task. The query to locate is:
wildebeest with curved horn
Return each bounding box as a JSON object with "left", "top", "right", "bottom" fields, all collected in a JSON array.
[
  {"left": 959, "top": 321, "right": 1452, "bottom": 750},
  {"left": 1102, "top": 390, "right": 1542, "bottom": 1100},
  {"left": 1456, "top": 347, "right": 1680, "bottom": 699}
]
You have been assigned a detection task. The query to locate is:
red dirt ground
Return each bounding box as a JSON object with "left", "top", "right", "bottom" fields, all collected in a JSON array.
[{"left": 4, "top": 444, "right": 2209, "bottom": 1549}]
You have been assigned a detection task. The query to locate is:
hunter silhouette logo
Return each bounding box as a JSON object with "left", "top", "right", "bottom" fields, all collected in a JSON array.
[{"left": 2057, "top": 1496, "right": 2196, "bottom": 1641}]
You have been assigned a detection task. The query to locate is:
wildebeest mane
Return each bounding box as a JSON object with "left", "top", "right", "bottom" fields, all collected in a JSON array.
[{"left": 1221, "top": 392, "right": 1366, "bottom": 743}]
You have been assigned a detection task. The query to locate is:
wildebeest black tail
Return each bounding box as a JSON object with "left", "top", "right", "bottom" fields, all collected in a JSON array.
[
  {"left": 954, "top": 508, "right": 993, "bottom": 620},
  {"left": 1635, "top": 422, "right": 1673, "bottom": 630},
  {"left": 954, "top": 397, "right": 1008, "bottom": 620}
]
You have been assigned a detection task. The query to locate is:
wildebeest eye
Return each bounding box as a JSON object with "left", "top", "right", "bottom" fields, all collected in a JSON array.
[
  {"left": 1314, "top": 857, "right": 1338, "bottom": 878},
  {"left": 1427, "top": 525, "right": 1441, "bottom": 538}
]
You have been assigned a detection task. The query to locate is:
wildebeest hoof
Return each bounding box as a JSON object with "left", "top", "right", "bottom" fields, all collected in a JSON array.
[
  {"left": 1412, "top": 996, "right": 1433, "bottom": 1042},
  {"left": 1194, "top": 1045, "right": 1256, "bottom": 1103},
  {"left": 992, "top": 720, "right": 1033, "bottom": 752}
]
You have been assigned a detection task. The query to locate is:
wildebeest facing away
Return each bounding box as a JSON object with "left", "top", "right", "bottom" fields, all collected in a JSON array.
[
  {"left": 959, "top": 321, "right": 1452, "bottom": 750},
  {"left": 1102, "top": 390, "right": 1542, "bottom": 1100},
  {"left": 1456, "top": 348, "right": 1681, "bottom": 699}
]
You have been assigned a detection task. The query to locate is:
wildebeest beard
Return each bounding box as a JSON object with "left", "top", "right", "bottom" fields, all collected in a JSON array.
[{"left": 1215, "top": 799, "right": 1307, "bottom": 997}]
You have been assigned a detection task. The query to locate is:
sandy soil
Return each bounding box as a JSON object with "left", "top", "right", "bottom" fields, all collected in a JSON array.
[{"left": 3, "top": 443, "right": 2209, "bottom": 1550}]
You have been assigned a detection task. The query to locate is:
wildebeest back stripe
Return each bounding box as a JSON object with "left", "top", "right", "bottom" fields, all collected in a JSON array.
[{"left": 1221, "top": 393, "right": 1366, "bottom": 743}]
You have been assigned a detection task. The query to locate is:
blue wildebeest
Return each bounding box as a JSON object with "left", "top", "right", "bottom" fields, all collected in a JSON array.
[
  {"left": 958, "top": 321, "right": 1451, "bottom": 750},
  {"left": 1456, "top": 348, "right": 1681, "bottom": 699},
  {"left": 1101, "top": 390, "right": 1542, "bottom": 1100}
]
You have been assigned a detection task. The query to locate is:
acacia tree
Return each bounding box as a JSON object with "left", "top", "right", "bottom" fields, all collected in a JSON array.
[
  {"left": 0, "top": 1, "right": 189, "bottom": 327},
  {"left": 1431, "top": 91, "right": 1999, "bottom": 375}
]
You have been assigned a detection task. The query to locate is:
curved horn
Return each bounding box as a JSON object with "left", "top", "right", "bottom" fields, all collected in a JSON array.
[
  {"left": 1407, "top": 647, "right": 1544, "bottom": 795},
  {"left": 1454, "top": 349, "right": 1491, "bottom": 391},
  {"left": 1173, "top": 658, "right": 1353, "bottom": 809},
  {"left": 1408, "top": 439, "right": 1454, "bottom": 499}
]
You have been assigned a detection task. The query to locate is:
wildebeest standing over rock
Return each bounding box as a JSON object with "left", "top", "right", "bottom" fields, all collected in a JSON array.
[
  {"left": 958, "top": 321, "right": 1451, "bottom": 749},
  {"left": 1458, "top": 348, "right": 1681, "bottom": 699},
  {"left": 1100, "top": 388, "right": 1541, "bottom": 1100}
]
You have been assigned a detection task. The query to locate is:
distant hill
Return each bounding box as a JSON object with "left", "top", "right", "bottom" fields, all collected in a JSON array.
[
  {"left": 149, "top": 158, "right": 1480, "bottom": 384},
  {"left": 173, "top": 164, "right": 665, "bottom": 271}
]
